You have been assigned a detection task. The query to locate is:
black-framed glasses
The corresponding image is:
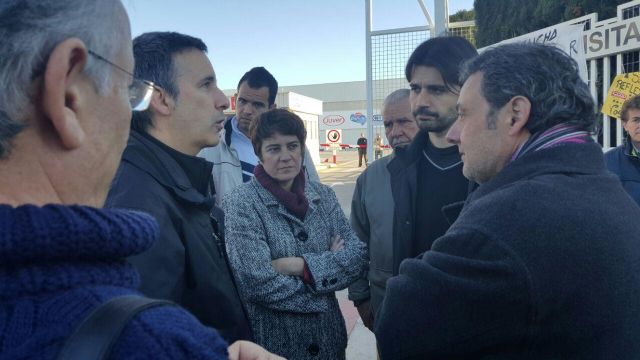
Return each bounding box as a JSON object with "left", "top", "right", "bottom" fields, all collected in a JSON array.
[{"left": 88, "top": 50, "right": 161, "bottom": 111}]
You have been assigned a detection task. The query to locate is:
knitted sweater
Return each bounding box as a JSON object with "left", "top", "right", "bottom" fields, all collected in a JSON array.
[{"left": 0, "top": 204, "right": 228, "bottom": 359}]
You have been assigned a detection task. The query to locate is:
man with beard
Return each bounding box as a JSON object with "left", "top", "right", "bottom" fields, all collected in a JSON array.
[
  {"left": 387, "top": 37, "right": 477, "bottom": 277},
  {"left": 348, "top": 89, "right": 419, "bottom": 330}
]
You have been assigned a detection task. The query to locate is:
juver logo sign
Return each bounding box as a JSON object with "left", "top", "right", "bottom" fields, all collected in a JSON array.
[{"left": 323, "top": 115, "right": 345, "bottom": 126}]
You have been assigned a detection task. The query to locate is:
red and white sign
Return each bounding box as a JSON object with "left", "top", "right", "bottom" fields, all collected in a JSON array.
[
  {"left": 326, "top": 129, "right": 342, "bottom": 144},
  {"left": 323, "top": 115, "right": 345, "bottom": 126}
]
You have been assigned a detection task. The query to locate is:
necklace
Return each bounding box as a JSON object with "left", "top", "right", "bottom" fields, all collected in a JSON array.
[{"left": 422, "top": 150, "right": 462, "bottom": 171}]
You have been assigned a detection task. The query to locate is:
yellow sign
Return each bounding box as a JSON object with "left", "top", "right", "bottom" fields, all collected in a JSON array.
[{"left": 602, "top": 72, "right": 640, "bottom": 119}]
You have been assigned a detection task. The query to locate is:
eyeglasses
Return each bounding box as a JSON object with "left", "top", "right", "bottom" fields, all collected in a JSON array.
[{"left": 88, "top": 50, "right": 161, "bottom": 111}]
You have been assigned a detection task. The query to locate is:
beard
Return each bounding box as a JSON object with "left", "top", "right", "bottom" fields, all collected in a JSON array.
[{"left": 413, "top": 106, "right": 457, "bottom": 133}]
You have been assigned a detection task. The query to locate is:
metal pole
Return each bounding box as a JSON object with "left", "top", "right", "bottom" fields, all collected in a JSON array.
[
  {"left": 365, "top": 0, "right": 374, "bottom": 164},
  {"left": 416, "top": 0, "right": 434, "bottom": 37}
]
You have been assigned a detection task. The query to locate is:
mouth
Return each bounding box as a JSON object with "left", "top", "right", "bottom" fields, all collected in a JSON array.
[
  {"left": 213, "top": 118, "right": 225, "bottom": 131},
  {"left": 417, "top": 115, "right": 436, "bottom": 122}
]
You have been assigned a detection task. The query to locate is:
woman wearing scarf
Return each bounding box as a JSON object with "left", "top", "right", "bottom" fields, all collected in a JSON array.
[{"left": 222, "top": 109, "right": 366, "bottom": 359}]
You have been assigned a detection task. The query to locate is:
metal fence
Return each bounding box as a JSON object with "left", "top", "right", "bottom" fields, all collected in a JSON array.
[{"left": 365, "top": 0, "right": 640, "bottom": 150}]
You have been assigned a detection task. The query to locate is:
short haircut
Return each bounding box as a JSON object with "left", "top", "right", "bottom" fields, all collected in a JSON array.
[
  {"left": 237, "top": 67, "right": 278, "bottom": 106},
  {"left": 405, "top": 36, "right": 478, "bottom": 94},
  {"left": 250, "top": 109, "right": 306, "bottom": 158},
  {"left": 620, "top": 95, "right": 640, "bottom": 123},
  {"left": 131, "top": 32, "right": 207, "bottom": 133},
  {"left": 0, "top": 0, "right": 124, "bottom": 158},
  {"left": 383, "top": 88, "right": 410, "bottom": 112},
  {"left": 460, "top": 43, "right": 596, "bottom": 133}
]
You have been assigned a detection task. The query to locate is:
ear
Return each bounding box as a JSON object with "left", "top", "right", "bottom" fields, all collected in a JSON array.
[
  {"left": 41, "top": 38, "right": 90, "bottom": 150},
  {"left": 507, "top": 96, "right": 531, "bottom": 136},
  {"left": 269, "top": 103, "right": 277, "bottom": 110},
  {"left": 149, "top": 89, "right": 172, "bottom": 116}
]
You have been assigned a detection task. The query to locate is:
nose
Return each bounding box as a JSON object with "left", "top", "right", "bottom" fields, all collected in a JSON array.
[
  {"left": 446, "top": 118, "right": 461, "bottom": 145},
  {"left": 213, "top": 88, "right": 229, "bottom": 111},
  {"left": 389, "top": 123, "right": 401, "bottom": 140},
  {"left": 414, "top": 90, "right": 433, "bottom": 109}
]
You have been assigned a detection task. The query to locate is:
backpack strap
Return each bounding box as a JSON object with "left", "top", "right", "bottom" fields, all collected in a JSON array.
[{"left": 58, "top": 295, "right": 175, "bottom": 360}]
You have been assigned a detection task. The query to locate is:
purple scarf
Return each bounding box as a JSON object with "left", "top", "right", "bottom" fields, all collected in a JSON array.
[
  {"left": 254, "top": 164, "right": 309, "bottom": 220},
  {"left": 511, "top": 123, "right": 592, "bottom": 162}
]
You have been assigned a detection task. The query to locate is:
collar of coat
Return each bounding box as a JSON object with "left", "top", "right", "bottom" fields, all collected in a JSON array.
[
  {"left": 468, "top": 142, "right": 605, "bottom": 205},
  {"left": 248, "top": 177, "right": 322, "bottom": 224},
  {"left": 121, "top": 130, "right": 215, "bottom": 209},
  {"left": 386, "top": 128, "right": 430, "bottom": 175}
]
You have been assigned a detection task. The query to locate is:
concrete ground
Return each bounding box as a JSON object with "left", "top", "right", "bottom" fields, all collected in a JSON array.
[{"left": 317, "top": 149, "right": 385, "bottom": 360}]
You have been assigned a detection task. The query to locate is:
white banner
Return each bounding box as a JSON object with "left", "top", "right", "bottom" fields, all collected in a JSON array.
[{"left": 484, "top": 23, "right": 588, "bottom": 82}]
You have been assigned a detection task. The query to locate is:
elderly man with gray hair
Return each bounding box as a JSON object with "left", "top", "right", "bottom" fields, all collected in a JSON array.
[
  {"left": 0, "top": 1, "right": 280, "bottom": 359},
  {"left": 348, "top": 88, "right": 419, "bottom": 330}
]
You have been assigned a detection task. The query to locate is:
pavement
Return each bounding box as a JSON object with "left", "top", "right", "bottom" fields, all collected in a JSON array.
[{"left": 317, "top": 149, "right": 383, "bottom": 360}]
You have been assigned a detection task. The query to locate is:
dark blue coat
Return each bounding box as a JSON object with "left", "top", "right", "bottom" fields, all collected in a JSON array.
[
  {"left": 604, "top": 141, "right": 640, "bottom": 206},
  {"left": 376, "top": 143, "right": 640, "bottom": 359}
]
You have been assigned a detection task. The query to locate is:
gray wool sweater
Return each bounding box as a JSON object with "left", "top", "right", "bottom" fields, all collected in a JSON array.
[{"left": 222, "top": 178, "right": 367, "bottom": 359}]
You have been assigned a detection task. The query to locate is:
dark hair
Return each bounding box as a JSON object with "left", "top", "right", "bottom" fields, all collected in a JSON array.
[
  {"left": 405, "top": 36, "right": 477, "bottom": 94},
  {"left": 237, "top": 67, "right": 278, "bottom": 106},
  {"left": 131, "top": 32, "right": 207, "bottom": 133},
  {"left": 250, "top": 109, "right": 306, "bottom": 158},
  {"left": 621, "top": 95, "right": 640, "bottom": 123},
  {"left": 460, "top": 43, "right": 596, "bottom": 133}
]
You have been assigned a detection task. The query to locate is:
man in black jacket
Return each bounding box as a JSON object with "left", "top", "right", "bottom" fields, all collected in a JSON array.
[
  {"left": 376, "top": 43, "right": 640, "bottom": 359},
  {"left": 106, "top": 32, "right": 251, "bottom": 342},
  {"left": 388, "top": 37, "right": 477, "bottom": 277}
]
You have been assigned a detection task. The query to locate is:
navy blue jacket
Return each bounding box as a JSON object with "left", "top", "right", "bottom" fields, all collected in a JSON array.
[
  {"left": 376, "top": 143, "right": 640, "bottom": 359},
  {"left": 604, "top": 141, "right": 640, "bottom": 206}
]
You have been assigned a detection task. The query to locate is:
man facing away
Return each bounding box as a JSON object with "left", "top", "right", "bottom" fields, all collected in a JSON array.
[
  {"left": 106, "top": 32, "right": 251, "bottom": 342},
  {"left": 605, "top": 94, "right": 640, "bottom": 206},
  {"left": 0, "top": 2, "right": 279, "bottom": 359},
  {"left": 376, "top": 43, "right": 640, "bottom": 359},
  {"left": 199, "top": 67, "right": 319, "bottom": 204},
  {"left": 348, "top": 89, "right": 419, "bottom": 330},
  {"left": 388, "top": 37, "right": 477, "bottom": 278}
]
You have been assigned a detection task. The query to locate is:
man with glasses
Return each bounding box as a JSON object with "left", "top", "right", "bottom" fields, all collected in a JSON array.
[
  {"left": 106, "top": 32, "right": 252, "bottom": 343},
  {"left": 0, "top": 1, "right": 281, "bottom": 359}
]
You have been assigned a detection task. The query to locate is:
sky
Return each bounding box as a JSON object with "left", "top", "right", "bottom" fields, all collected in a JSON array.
[{"left": 123, "top": 0, "right": 474, "bottom": 90}]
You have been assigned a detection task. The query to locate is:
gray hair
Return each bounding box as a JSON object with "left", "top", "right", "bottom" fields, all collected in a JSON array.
[
  {"left": 0, "top": 0, "right": 124, "bottom": 158},
  {"left": 460, "top": 43, "right": 596, "bottom": 134},
  {"left": 383, "top": 88, "right": 410, "bottom": 111}
]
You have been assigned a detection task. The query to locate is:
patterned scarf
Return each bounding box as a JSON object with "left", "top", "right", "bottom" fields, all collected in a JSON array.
[
  {"left": 254, "top": 164, "right": 309, "bottom": 220},
  {"left": 511, "top": 123, "right": 592, "bottom": 162}
]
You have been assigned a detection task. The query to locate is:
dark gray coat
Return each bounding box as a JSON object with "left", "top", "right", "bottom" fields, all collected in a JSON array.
[
  {"left": 223, "top": 179, "right": 367, "bottom": 359},
  {"left": 376, "top": 143, "right": 640, "bottom": 359}
]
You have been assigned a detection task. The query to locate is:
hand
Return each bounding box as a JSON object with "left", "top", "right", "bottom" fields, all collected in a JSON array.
[
  {"left": 228, "top": 340, "right": 285, "bottom": 360},
  {"left": 330, "top": 235, "right": 344, "bottom": 252},
  {"left": 356, "top": 300, "right": 374, "bottom": 331},
  {"left": 271, "top": 257, "right": 304, "bottom": 276}
]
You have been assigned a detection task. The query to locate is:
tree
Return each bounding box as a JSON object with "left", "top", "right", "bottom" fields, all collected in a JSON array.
[{"left": 450, "top": 9, "right": 475, "bottom": 22}]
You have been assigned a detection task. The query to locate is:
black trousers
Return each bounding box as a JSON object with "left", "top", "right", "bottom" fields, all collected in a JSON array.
[{"left": 358, "top": 148, "right": 368, "bottom": 167}]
